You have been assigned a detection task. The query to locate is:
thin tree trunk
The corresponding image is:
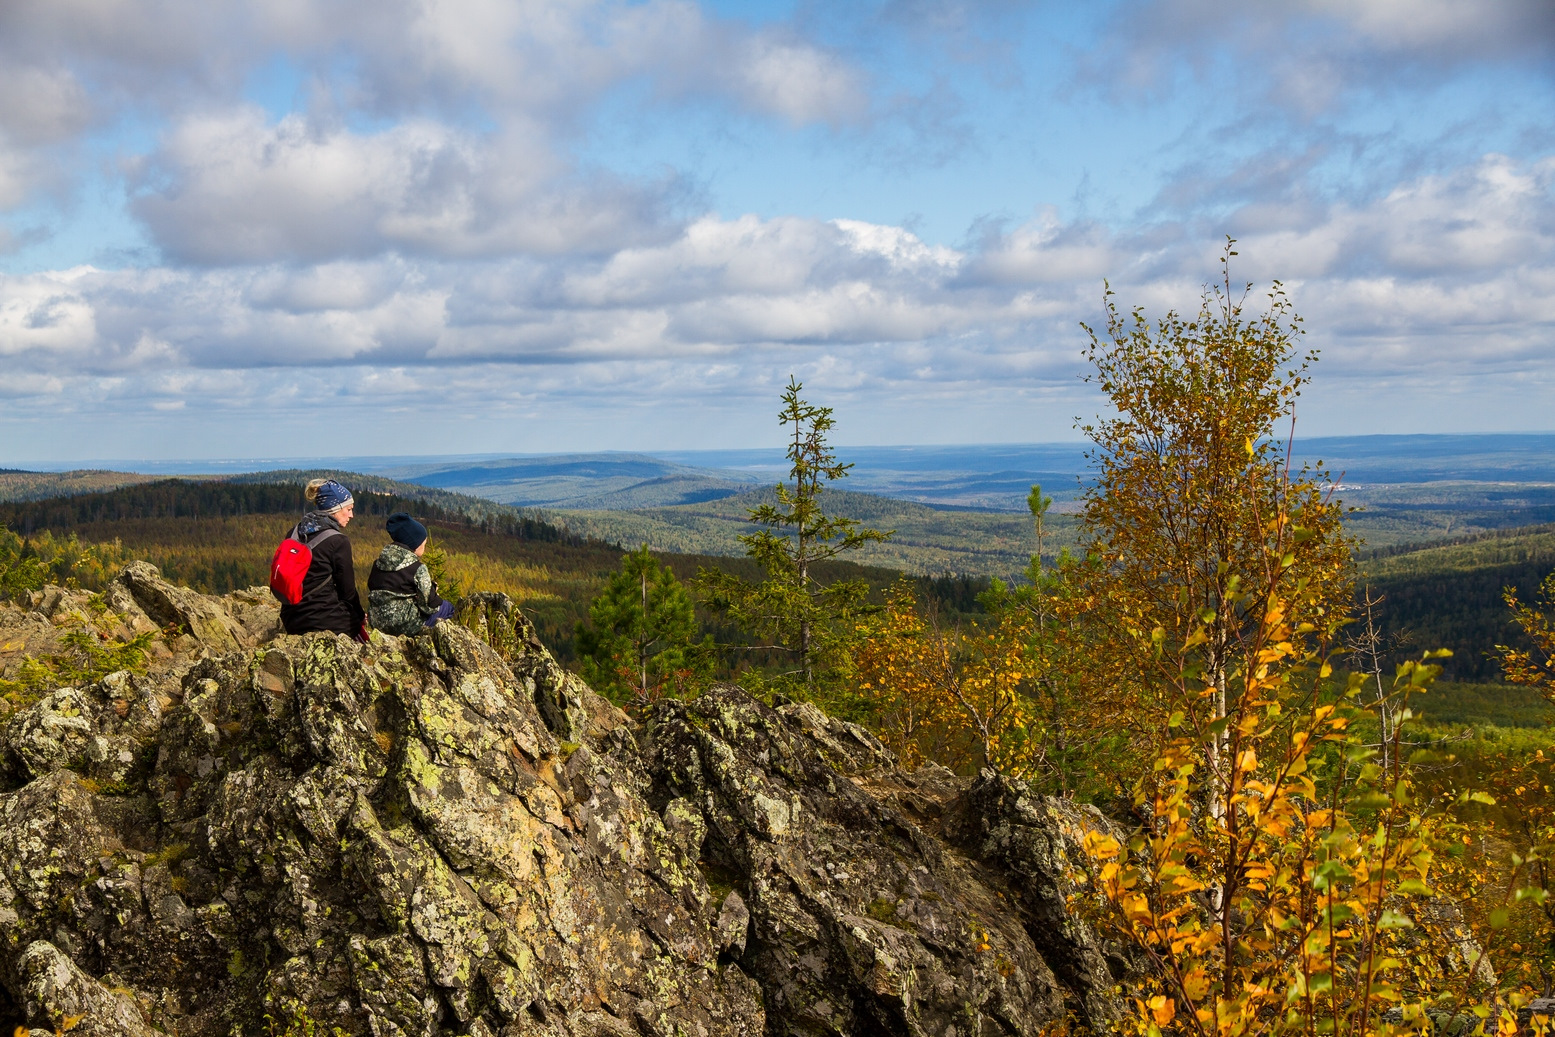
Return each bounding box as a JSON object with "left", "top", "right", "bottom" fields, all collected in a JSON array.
[
  {"left": 640, "top": 568, "right": 648, "bottom": 699},
  {"left": 796, "top": 413, "right": 812, "bottom": 686},
  {"left": 1207, "top": 636, "right": 1228, "bottom": 917},
  {"left": 798, "top": 526, "right": 811, "bottom": 684}
]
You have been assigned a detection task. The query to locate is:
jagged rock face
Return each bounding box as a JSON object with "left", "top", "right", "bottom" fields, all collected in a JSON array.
[
  {"left": 0, "top": 568, "right": 1123, "bottom": 1036},
  {"left": 644, "top": 695, "right": 1125, "bottom": 1036}
]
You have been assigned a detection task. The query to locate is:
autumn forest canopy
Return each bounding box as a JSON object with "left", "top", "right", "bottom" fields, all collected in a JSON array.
[{"left": 6, "top": 251, "right": 1555, "bottom": 1035}]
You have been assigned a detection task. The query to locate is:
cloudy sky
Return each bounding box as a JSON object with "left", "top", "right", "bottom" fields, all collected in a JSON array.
[{"left": 1, "top": 0, "right": 1552, "bottom": 462}]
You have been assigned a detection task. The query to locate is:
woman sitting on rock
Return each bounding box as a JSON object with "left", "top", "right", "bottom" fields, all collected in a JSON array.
[
  {"left": 280, "top": 478, "right": 368, "bottom": 641},
  {"left": 367, "top": 513, "right": 455, "bottom": 635}
]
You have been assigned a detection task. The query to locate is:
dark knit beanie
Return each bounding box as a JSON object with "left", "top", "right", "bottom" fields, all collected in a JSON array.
[{"left": 386, "top": 513, "right": 428, "bottom": 549}]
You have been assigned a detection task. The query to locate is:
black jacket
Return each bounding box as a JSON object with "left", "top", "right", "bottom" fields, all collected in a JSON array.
[{"left": 279, "top": 512, "right": 365, "bottom": 636}]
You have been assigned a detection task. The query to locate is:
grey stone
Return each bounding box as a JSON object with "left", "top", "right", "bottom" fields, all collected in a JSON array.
[
  {"left": 18, "top": 941, "right": 158, "bottom": 1037},
  {"left": 0, "top": 569, "right": 1132, "bottom": 1036},
  {"left": 714, "top": 890, "right": 748, "bottom": 957}
]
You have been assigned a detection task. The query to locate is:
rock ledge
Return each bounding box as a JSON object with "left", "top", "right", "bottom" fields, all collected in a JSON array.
[{"left": 0, "top": 568, "right": 1123, "bottom": 1036}]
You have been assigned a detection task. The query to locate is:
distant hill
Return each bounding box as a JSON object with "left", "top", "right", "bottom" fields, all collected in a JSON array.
[
  {"left": 652, "top": 444, "right": 1094, "bottom": 511},
  {"left": 1359, "top": 524, "right": 1555, "bottom": 682},
  {"left": 16, "top": 431, "right": 1555, "bottom": 524},
  {"left": 361, "top": 436, "right": 1555, "bottom": 549},
  {"left": 1300, "top": 433, "right": 1555, "bottom": 483},
  {"left": 0, "top": 469, "right": 164, "bottom": 503},
  {"left": 0, "top": 478, "right": 620, "bottom": 656},
  {"left": 374, "top": 453, "right": 757, "bottom": 509},
  {"left": 0, "top": 478, "right": 954, "bottom": 662},
  {"left": 8, "top": 470, "right": 1555, "bottom": 715},
  {"left": 216, "top": 468, "right": 570, "bottom": 527},
  {"left": 1336, "top": 483, "right": 1555, "bottom": 550},
  {"left": 11, "top": 433, "right": 1555, "bottom": 567},
  {"left": 0, "top": 478, "right": 579, "bottom": 545},
  {"left": 556, "top": 486, "right": 1071, "bottom": 578}
]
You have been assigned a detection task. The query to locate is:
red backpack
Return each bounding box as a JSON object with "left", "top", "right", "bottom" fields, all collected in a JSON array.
[{"left": 269, "top": 525, "right": 340, "bottom": 605}]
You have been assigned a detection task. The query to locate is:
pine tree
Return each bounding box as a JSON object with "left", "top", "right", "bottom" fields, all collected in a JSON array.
[
  {"left": 575, "top": 545, "right": 708, "bottom": 706},
  {"left": 699, "top": 377, "right": 891, "bottom": 689}
]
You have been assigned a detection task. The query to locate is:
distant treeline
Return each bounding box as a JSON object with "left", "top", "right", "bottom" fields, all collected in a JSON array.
[
  {"left": 1362, "top": 527, "right": 1555, "bottom": 682},
  {"left": 1357, "top": 522, "right": 1555, "bottom": 563},
  {"left": 1366, "top": 564, "right": 1545, "bottom": 682},
  {"left": 8, "top": 477, "right": 1553, "bottom": 683},
  {"left": 0, "top": 479, "right": 582, "bottom": 545},
  {"left": 221, "top": 469, "right": 567, "bottom": 528}
]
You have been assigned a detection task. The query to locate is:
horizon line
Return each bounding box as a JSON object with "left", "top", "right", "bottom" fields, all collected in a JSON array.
[{"left": 6, "top": 429, "right": 1555, "bottom": 472}]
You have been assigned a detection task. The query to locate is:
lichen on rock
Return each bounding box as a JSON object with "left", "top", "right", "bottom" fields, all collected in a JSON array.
[{"left": 0, "top": 569, "right": 1125, "bottom": 1036}]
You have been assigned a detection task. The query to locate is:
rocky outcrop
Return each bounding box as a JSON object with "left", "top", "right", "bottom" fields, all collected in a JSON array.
[
  {"left": 644, "top": 693, "right": 1129, "bottom": 1036},
  {"left": 0, "top": 568, "right": 1125, "bottom": 1036},
  {"left": 0, "top": 562, "right": 279, "bottom": 688}
]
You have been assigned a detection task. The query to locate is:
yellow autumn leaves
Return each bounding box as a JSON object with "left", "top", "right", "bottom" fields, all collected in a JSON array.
[{"left": 853, "top": 582, "right": 1043, "bottom": 776}]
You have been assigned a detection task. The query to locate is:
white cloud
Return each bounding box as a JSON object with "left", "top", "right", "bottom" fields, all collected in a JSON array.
[
  {"left": 0, "top": 0, "right": 1546, "bottom": 456},
  {"left": 0, "top": 64, "right": 92, "bottom": 146},
  {"left": 128, "top": 109, "right": 678, "bottom": 264},
  {"left": 1301, "top": 0, "right": 1555, "bottom": 58},
  {"left": 1364, "top": 155, "right": 1555, "bottom": 274},
  {"left": 1090, "top": 0, "right": 1554, "bottom": 116},
  {"left": 834, "top": 219, "right": 960, "bottom": 271},
  {"left": 0, "top": 268, "right": 100, "bottom": 360},
  {"left": 0, "top": 372, "right": 65, "bottom": 398},
  {"left": 0, "top": 0, "right": 874, "bottom": 232},
  {"left": 1215, "top": 154, "right": 1555, "bottom": 287},
  {"left": 734, "top": 38, "right": 869, "bottom": 127},
  {"left": 245, "top": 261, "right": 413, "bottom": 314},
  {"left": 0, "top": 138, "right": 45, "bottom": 212},
  {"left": 4, "top": 154, "right": 1550, "bottom": 405},
  {"left": 969, "top": 210, "right": 1123, "bottom": 284}
]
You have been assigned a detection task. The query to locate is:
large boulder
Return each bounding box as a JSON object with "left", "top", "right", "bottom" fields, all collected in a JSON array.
[
  {"left": 644, "top": 689, "right": 1126, "bottom": 1036},
  {"left": 105, "top": 561, "right": 278, "bottom": 653},
  {"left": 0, "top": 579, "right": 1125, "bottom": 1036},
  {"left": 1, "top": 563, "right": 277, "bottom": 691}
]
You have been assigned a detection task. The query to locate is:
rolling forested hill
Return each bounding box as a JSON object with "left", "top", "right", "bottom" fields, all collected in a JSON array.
[
  {"left": 555, "top": 487, "right": 1076, "bottom": 578},
  {"left": 0, "top": 469, "right": 163, "bottom": 503},
  {"left": 1360, "top": 524, "right": 1555, "bottom": 683},
  {"left": 0, "top": 479, "right": 610, "bottom": 652},
  {"left": 0, "top": 479, "right": 572, "bottom": 541}
]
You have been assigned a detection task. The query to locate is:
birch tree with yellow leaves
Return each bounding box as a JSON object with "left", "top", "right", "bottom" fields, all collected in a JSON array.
[
  {"left": 1070, "top": 246, "right": 1527, "bottom": 1034},
  {"left": 854, "top": 582, "right": 1041, "bottom": 775},
  {"left": 1075, "top": 242, "right": 1354, "bottom": 803}
]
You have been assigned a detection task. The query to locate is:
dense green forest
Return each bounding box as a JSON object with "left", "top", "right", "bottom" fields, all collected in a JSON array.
[
  {"left": 1358, "top": 524, "right": 1555, "bottom": 681},
  {"left": 0, "top": 479, "right": 576, "bottom": 542},
  {"left": 0, "top": 469, "right": 161, "bottom": 503}
]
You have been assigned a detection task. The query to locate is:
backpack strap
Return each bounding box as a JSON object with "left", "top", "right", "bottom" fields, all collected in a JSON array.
[{"left": 293, "top": 524, "right": 342, "bottom": 549}]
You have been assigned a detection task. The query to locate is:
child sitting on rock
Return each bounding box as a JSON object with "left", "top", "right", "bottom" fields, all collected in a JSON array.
[{"left": 367, "top": 513, "right": 455, "bottom": 635}]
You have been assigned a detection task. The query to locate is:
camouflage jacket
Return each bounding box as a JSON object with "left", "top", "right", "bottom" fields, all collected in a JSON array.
[{"left": 366, "top": 543, "right": 443, "bottom": 635}]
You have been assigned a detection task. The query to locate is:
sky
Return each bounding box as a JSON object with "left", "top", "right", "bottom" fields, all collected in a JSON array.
[{"left": 0, "top": 0, "right": 1552, "bottom": 463}]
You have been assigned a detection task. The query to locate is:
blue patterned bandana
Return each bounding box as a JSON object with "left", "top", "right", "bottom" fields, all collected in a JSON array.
[{"left": 315, "top": 480, "right": 354, "bottom": 513}]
